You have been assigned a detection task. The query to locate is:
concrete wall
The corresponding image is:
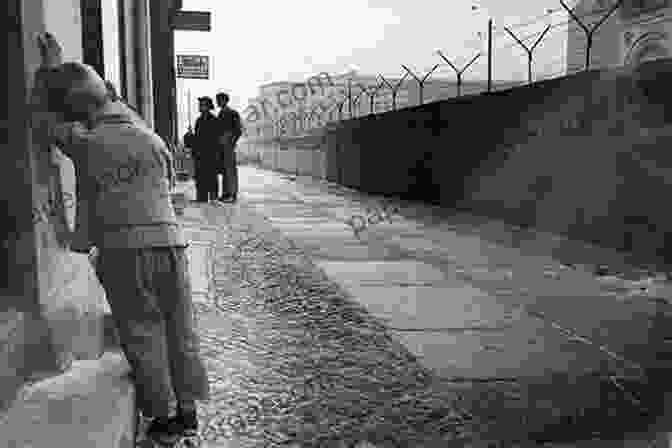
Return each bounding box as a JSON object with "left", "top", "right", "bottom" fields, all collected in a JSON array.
[
  {"left": 1, "top": 0, "right": 106, "bottom": 416},
  {"left": 238, "top": 133, "right": 328, "bottom": 179},
  {"left": 320, "top": 58, "right": 672, "bottom": 266},
  {"left": 460, "top": 60, "right": 672, "bottom": 264},
  {"left": 2, "top": 1, "right": 136, "bottom": 446}
]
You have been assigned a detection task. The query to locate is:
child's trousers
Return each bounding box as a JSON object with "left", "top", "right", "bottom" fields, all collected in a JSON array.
[{"left": 97, "top": 245, "right": 210, "bottom": 417}]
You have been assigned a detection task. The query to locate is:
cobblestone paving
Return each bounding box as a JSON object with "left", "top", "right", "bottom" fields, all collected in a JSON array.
[{"left": 184, "top": 203, "right": 663, "bottom": 448}]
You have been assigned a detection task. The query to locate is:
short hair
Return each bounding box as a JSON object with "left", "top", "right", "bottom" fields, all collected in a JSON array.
[
  {"left": 198, "top": 96, "right": 214, "bottom": 110},
  {"left": 104, "top": 80, "right": 120, "bottom": 101},
  {"left": 216, "top": 92, "right": 229, "bottom": 103},
  {"left": 46, "top": 62, "right": 107, "bottom": 113}
]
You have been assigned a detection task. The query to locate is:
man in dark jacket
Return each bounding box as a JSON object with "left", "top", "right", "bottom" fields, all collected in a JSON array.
[
  {"left": 215, "top": 93, "right": 243, "bottom": 202},
  {"left": 192, "top": 97, "right": 221, "bottom": 202}
]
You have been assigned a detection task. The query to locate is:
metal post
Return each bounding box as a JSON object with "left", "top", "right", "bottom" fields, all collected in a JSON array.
[
  {"left": 436, "top": 50, "right": 481, "bottom": 97},
  {"left": 358, "top": 82, "right": 383, "bottom": 115},
  {"left": 380, "top": 73, "right": 408, "bottom": 111},
  {"left": 402, "top": 64, "right": 439, "bottom": 105},
  {"left": 504, "top": 24, "right": 551, "bottom": 84},
  {"left": 186, "top": 88, "right": 192, "bottom": 130},
  {"left": 488, "top": 19, "right": 493, "bottom": 93},
  {"left": 559, "top": 0, "right": 622, "bottom": 71},
  {"left": 351, "top": 89, "right": 364, "bottom": 118},
  {"left": 347, "top": 79, "right": 353, "bottom": 118},
  {"left": 586, "top": 36, "right": 592, "bottom": 71}
]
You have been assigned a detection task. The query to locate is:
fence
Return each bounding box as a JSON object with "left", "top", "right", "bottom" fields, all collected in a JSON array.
[{"left": 244, "top": 0, "right": 631, "bottom": 140}]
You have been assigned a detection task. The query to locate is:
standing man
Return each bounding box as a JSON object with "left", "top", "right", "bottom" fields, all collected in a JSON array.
[
  {"left": 215, "top": 93, "right": 243, "bottom": 202},
  {"left": 192, "top": 97, "right": 221, "bottom": 203},
  {"left": 36, "top": 33, "right": 209, "bottom": 445}
]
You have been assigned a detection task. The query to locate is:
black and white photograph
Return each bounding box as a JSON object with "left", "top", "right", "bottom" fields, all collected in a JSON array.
[{"left": 4, "top": 1, "right": 672, "bottom": 447}]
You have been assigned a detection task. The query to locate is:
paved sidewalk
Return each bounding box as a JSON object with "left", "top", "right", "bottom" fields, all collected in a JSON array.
[
  {"left": 171, "top": 182, "right": 477, "bottom": 447},
  {"left": 237, "top": 166, "right": 672, "bottom": 380},
  {"left": 171, "top": 170, "right": 672, "bottom": 446},
  {"left": 234, "top": 165, "right": 672, "bottom": 439}
]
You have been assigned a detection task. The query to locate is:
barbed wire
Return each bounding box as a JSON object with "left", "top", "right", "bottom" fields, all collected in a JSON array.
[
  {"left": 493, "top": 10, "right": 560, "bottom": 35},
  {"left": 246, "top": 3, "right": 620, "bottom": 95},
  {"left": 488, "top": 1, "right": 615, "bottom": 38},
  {"left": 244, "top": 2, "right": 627, "bottom": 133},
  {"left": 493, "top": 9, "right": 619, "bottom": 54},
  {"left": 372, "top": 4, "right": 621, "bottom": 81}
]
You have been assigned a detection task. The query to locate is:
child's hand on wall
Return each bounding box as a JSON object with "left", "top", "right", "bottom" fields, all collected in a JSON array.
[{"left": 37, "top": 32, "right": 63, "bottom": 68}]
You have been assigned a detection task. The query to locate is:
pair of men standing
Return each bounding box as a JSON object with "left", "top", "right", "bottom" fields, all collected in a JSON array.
[{"left": 186, "top": 93, "right": 242, "bottom": 203}]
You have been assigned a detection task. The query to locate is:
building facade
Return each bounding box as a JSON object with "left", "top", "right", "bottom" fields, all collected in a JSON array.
[
  {"left": 566, "top": 0, "right": 672, "bottom": 73},
  {"left": 620, "top": 0, "right": 672, "bottom": 66},
  {"left": 2, "top": 1, "right": 206, "bottom": 445}
]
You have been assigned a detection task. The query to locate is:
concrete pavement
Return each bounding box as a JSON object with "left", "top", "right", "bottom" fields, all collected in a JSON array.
[
  {"left": 236, "top": 165, "right": 672, "bottom": 386},
  {"left": 169, "top": 169, "right": 672, "bottom": 446}
]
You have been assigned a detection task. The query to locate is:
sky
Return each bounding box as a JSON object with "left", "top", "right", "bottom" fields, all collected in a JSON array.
[{"left": 175, "top": 0, "right": 583, "bottom": 130}]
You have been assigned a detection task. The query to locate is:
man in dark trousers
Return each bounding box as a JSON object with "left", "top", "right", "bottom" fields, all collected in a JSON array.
[
  {"left": 192, "top": 97, "right": 221, "bottom": 202},
  {"left": 215, "top": 93, "right": 243, "bottom": 202}
]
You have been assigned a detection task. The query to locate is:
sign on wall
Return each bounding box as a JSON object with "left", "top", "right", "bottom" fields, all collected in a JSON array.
[
  {"left": 176, "top": 55, "right": 209, "bottom": 79},
  {"left": 172, "top": 11, "right": 212, "bottom": 32}
]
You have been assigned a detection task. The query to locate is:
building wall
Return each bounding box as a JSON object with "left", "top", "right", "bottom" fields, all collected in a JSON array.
[
  {"left": 1, "top": 0, "right": 157, "bottom": 440},
  {"left": 1, "top": 0, "right": 48, "bottom": 414},
  {"left": 621, "top": 3, "right": 672, "bottom": 66},
  {"left": 319, "top": 59, "right": 672, "bottom": 269},
  {"left": 43, "top": 0, "right": 83, "bottom": 62},
  {"left": 566, "top": 0, "right": 672, "bottom": 73},
  {"left": 0, "top": 0, "right": 110, "bottom": 420}
]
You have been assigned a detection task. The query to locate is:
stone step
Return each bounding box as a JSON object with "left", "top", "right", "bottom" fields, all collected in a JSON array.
[{"left": 0, "top": 351, "right": 135, "bottom": 448}]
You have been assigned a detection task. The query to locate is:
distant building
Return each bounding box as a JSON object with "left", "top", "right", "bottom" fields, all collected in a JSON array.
[
  {"left": 243, "top": 70, "right": 518, "bottom": 139},
  {"left": 566, "top": 0, "right": 672, "bottom": 73},
  {"left": 621, "top": 0, "right": 672, "bottom": 66}
]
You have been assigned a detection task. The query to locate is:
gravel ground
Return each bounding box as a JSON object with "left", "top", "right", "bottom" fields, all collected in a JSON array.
[{"left": 183, "top": 203, "right": 664, "bottom": 448}]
